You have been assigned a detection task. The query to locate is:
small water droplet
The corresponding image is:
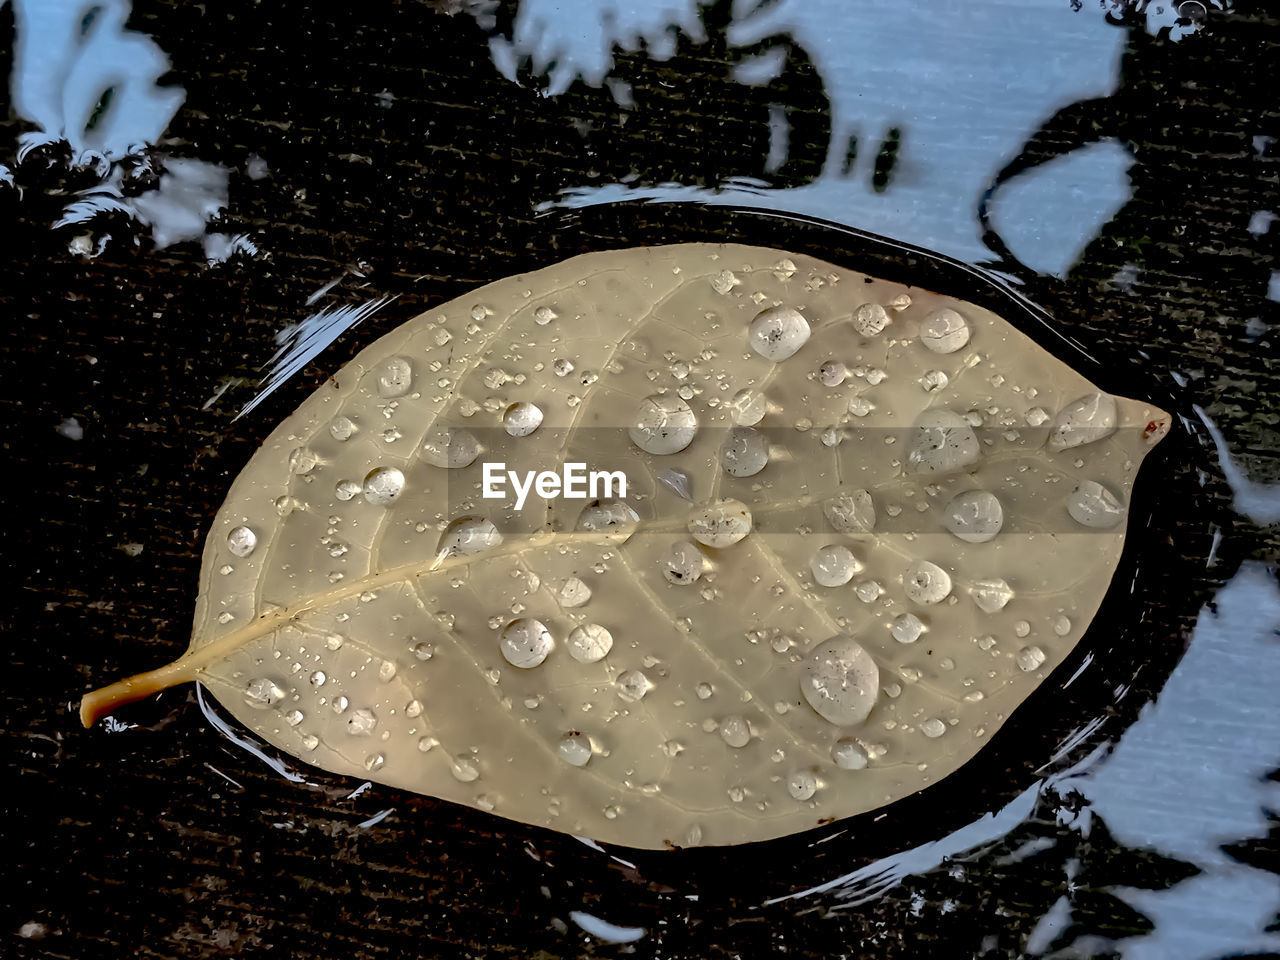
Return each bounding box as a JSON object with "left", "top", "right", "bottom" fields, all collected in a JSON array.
[
  {"left": 362, "top": 467, "right": 405, "bottom": 505},
  {"left": 405, "top": 699, "right": 424, "bottom": 718},
  {"left": 908, "top": 409, "right": 981, "bottom": 475},
  {"left": 335, "top": 479, "right": 362, "bottom": 501},
  {"left": 921, "top": 717, "right": 947, "bottom": 738},
  {"left": 688, "top": 499, "right": 752, "bottom": 548},
  {"left": 227, "top": 525, "right": 257, "bottom": 558},
  {"left": 408, "top": 640, "right": 434, "bottom": 661},
  {"left": 890, "top": 613, "right": 926, "bottom": 644},
  {"left": 1016, "top": 646, "right": 1046, "bottom": 671},
  {"left": 451, "top": 757, "right": 480, "bottom": 782},
  {"left": 971, "top": 579, "right": 1014, "bottom": 613},
  {"left": 662, "top": 541, "right": 704, "bottom": 585},
  {"left": 534, "top": 305, "right": 558, "bottom": 325},
  {"left": 556, "top": 577, "right": 592, "bottom": 608},
  {"left": 498, "top": 618, "right": 554, "bottom": 669},
  {"left": 284, "top": 709, "right": 304, "bottom": 727},
  {"left": 437, "top": 516, "right": 503, "bottom": 558},
  {"left": 1067, "top": 480, "right": 1125, "bottom": 528},
  {"left": 364, "top": 752, "right": 385, "bottom": 772},
  {"left": 566, "top": 623, "right": 613, "bottom": 663},
  {"left": 787, "top": 771, "right": 818, "bottom": 801},
  {"left": 818, "top": 360, "right": 847, "bottom": 386},
  {"left": 810, "top": 544, "right": 860, "bottom": 587},
  {"left": 1049, "top": 392, "right": 1118, "bottom": 450},
  {"left": 729, "top": 388, "right": 768, "bottom": 426},
  {"left": 1053, "top": 615, "right": 1072, "bottom": 636},
  {"left": 1025, "top": 406, "right": 1050, "bottom": 427},
  {"left": 378, "top": 660, "right": 397, "bottom": 682},
  {"left": 417, "top": 736, "right": 438, "bottom": 752},
  {"left": 919, "top": 308, "right": 971, "bottom": 353},
  {"left": 832, "top": 738, "right": 869, "bottom": 770},
  {"left": 329, "top": 416, "right": 357, "bottom": 441},
  {"left": 943, "top": 490, "right": 1004, "bottom": 543},
  {"left": 748, "top": 306, "right": 810, "bottom": 361},
  {"left": 695, "top": 682, "right": 714, "bottom": 700},
  {"left": 420, "top": 427, "right": 481, "bottom": 469},
  {"left": 721, "top": 426, "right": 769, "bottom": 477},
  {"left": 243, "top": 677, "right": 285, "bottom": 709},
  {"left": 503, "top": 402, "right": 543, "bottom": 437},
  {"left": 553, "top": 357, "right": 574, "bottom": 377},
  {"left": 347, "top": 707, "right": 377, "bottom": 736},
  {"left": 377, "top": 357, "right": 413, "bottom": 397},
  {"left": 630, "top": 395, "right": 697, "bottom": 454},
  {"left": 1014, "top": 620, "right": 1032, "bottom": 638},
  {"left": 903, "top": 560, "right": 952, "bottom": 604},
  {"left": 848, "top": 396, "right": 873, "bottom": 417},
  {"left": 852, "top": 302, "right": 890, "bottom": 337},
  {"left": 309, "top": 670, "right": 327, "bottom": 686},
  {"left": 719, "top": 715, "right": 751, "bottom": 748},
  {"left": 920, "top": 369, "right": 950, "bottom": 393},
  {"left": 854, "top": 580, "right": 883, "bottom": 603},
  {"left": 332, "top": 695, "right": 349, "bottom": 714},
  {"left": 557, "top": 732, "right": 592, "bottom": 766},
  {"left": 616, "top": 669, "right": 652, "bottom": 702}
]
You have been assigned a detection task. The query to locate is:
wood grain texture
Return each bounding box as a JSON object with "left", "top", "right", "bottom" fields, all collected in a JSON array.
[{"left": 2, "top": 1, "right": 1277, "bottom": 957}]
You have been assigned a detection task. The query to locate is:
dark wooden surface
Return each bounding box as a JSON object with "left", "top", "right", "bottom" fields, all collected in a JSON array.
[{"left": 3, "top": 2, "right": 1278, "bottom": 958}]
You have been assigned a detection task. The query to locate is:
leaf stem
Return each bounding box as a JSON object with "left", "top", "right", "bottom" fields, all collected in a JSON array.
[{"left": 79, "top": 657, "right": 198, "bottom": 728}]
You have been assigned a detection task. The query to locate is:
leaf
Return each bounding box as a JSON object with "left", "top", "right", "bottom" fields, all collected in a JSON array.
[{"left": 81, "top": 244, "right": 1169, "bottom": 849}]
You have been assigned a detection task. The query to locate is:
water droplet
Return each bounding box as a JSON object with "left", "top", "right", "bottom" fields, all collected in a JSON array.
[
  {"left": 1016, "top": 646, "right": 1046, "bottom": 671},
  {"left": 1014, "top": 620, "right": 1032, "bottom": 638},
  {"left": 603, "top": 804, "right": 621, "bottom": 820},
  {"left": 558, "top": 577, "right": 592, "bottom": 608},
  {"left": 1048, "top": 392, "right": 1118, "bottom": 450},
  {"left": 365, "top": 752, "right": 385, "bottom": 772},
  {"left": 451, "top": 757, "right": 480, "bottom": 782},
  {"left": 663, "top": 740, "right": 686, "bottom": 758},
  {"left": 558, "top": 732, "right": 592, "bottom": 766},
  {"left": 335, "top": 479, "right": 362, "bottom": 501},
  {"left": 347, "top": 707, "right": 378, "bottom": 736},
  {"left": 908, "top": 410, "right": 981, "bottom": 474},
  {"left": 289, "top": 447, "right": 320, "bottom": 475},
  {"left": 903, "top": 560, "right": 952, "bottom": 605},
  {"left": 500, "top": 618, "right": 554, "bottom": 668},
  {"left": 329, "top": 416, "right": 357, "bottom": 441},
  {"left": 810, "top": 544, "right": 860, "bottom": 587},
  {"left": 823, "top": 490, "right": 875, "bottom": 533},
  {"left": 405, "top": 639, "right": 434, "bottom": 662},
  {"left": 405, "top": 699, "right": 424, "bottom": 718},
  {"left": 919, "top": 308, "right": 971, "bottom": 353},
  {"left": 502, "top": 402, "right": 543, "bottom": 438},
  {"left": 576, "top": 499, "right": 640, "bottom": 543},
  {"left": 534, "top": 305, "right": 557, "bottom": 325},
  {"left": 971, "top": 579, "right": 1014, "bottom": 613},
  {"left": 921, "top": 717, "right": 947, "bottom": 738},
  {"left": 748, "top": 306, "right": 810, "bottom": 361},
  {"left": 1025, "top": 407, "right": 1050, "bottom": 427},
  {"left": 719, "top": 714, "right": 751, "bottom": 748},
  {"left": 688, "top": 499, "right": 752, "bottom": 548},
  {"left": 630, "top": 395, "right": 697, "bottom": 454},
  {"left": 696, "top": 682, "right": 714, "bottom": 700},
  {"left": 848, "top": 396, "right": 873, "bottom": 417},
  {"left": 650, "top": 542, "right": 701, "bottom": 589},
  {"left": 787, "top": 771, "right": 818, "bottom": 801},
  {"left": 417, "top": 736, "right": 438, "bottom": 753},
  {"left": 437, "top": 516, "right": 503, "bottom": 558},
  {"left": 553, "top": 357, "right": 574, "bottom": 377},
  {"left": 378, "top": 660, "right": 397, "bottom": 682},
  {"left": 819, "top": 361, "right": 847, "bottom": 386},
  {"left": 852, "top": 303, "right": 890, "bottom": 336},
  {"left": 943, "top": 490, "right": 1004, "bottom": 543},
  {"left": 800, "top": 636, "right": 879, "bottom": 726},
  {"left": 832, "top": 738, "right": 869, "bottom": 770},
  {"left": 362, "top": 467, "right": 405, "bottom": 505},
  {"left": 332, "top": 695, "right": 349, "bottom": 713},
  {"left": 243, "top": 677, "right": 285, "bottom": 709},
  {"left": 309, "top": 670, "right": 327, "bottom": 686},
  {"left": 658, "top": 467, "right": 692, "bottom": 500},
  {"left": 854, "top": 580, "right": 883, "bottom": 603},
  {"left": 420, "top": 427, "right": 481, "bottom": 469},
  {"left": 711, "top": 268, "right": 741, "bottom": 294},
  {"left": 1053, "top": 615, "right": 1072, "bottom": 636},
  {"left": 566, "top": 623, "right": 613, "bottom": 663},
  {"left": 720, "top": 426, "right": 769, "bottom": 478},
  {"left": 377, "top": 357, "right": 413, "bottom": 397},
  {"left": 227, "top": 525, "right": 257, "bottom": 558},
  {"left": 300, "top": 734, "right": 319, "bottom": 751},
  {"left": 616, "top": 669, "right": 652, "bottom": 702},
  {"left": 920, "top": 369, "right": 950, "bottom": 393},
  {"left": 729, "top": 388, "right": 768, "bottom": 426},
  {"left": 1067, "top": 480, "right": 1125, "bottom": 528},
  {"left": 890, "top": 613, "right": 926, "bottom": 644}
]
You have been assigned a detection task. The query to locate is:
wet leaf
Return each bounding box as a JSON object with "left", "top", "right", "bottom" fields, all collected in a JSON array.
[{"left": 81, "top": 244, "right": 1169, "bottom": 849}]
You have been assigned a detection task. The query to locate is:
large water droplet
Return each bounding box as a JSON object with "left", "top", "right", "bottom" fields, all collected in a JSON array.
[
  {"left": 377, "top": 356, "right": 413, "bottom": 397},
  {"left": 630, "top": 395, "right": 697, "bottom": 454},
  {"left": 799, "top": 636, "right": 880, "bottom": 726},
  {"left": 243, "top": 677, "right": 285, "bottom": 709},
  {"left": 420, "top": 427, "right": 480, "bottom": 468},
  {"left": 721, "top": 426, "right": 769, "bottom": 477},
  {"left": 971, "top": 578, "right": 1014, "bottom": 613},
  {"left": 567, "top": 623, "right": 613, "bottom": 663},
  {"left": 576, "top": 499, "right": 640, "bottom": 543},
  {"left": 908, "top": 410, "right": 981, "bottom": 474},
  {"left": 662, "top": 541, "right": 704, "bottom": 585},
  {"left": 616, "top": 669, "right": 653, "bottom": 702},
  {"left": 1067, "top": 480, "right": 1125, "bottom": 528},
  {"left": 363, "top": 467, "right": 405, "bottom": 505},
  {"left": 918, "top": 308, "right": 971, "bottom": 353},
  {"left": 719, "top": 715, "right": 751, "bottom": 748},
  {"left": 903, "top": 560, "right": 952, "bottom": 604},
  {"left": 823, "top": 489, "right": 876, "bottom": 533},
  {"left": 558, "top": 732, "right": 592, "bottom": 766},
  {"left": 503, "top": 402, "right": 544, "bottom": 437},
  {"left": 1048, "top": 392, "right": 1118, "bottom": 450},
  {"left": 729, "top": 388, "right": 768, "bottom": 426},
  {"left": 852, "top": 303, "right": 890, "bottom": 337},
  {"left": 227, "top": 525, "right": 257, "bottom": 558},
  {"left": 943, "top": 490, "right": 1004, "bottom": 543},
  {"left": 437, "top": 517, "right": 503, "bottom": 558},
  {"left": 749, "top": 306, "right": 810, "bottom": 361},
  {"left": 688, "top": 499, "right": 752, "bottom": 548},
  {"left": 500, "top": 618, "right": 554, "bottom": 668},
  {"left": 809, "top": 544, "right": 860, "bottom": 587},
  {"left": 451, "top": 757, "right": 480, "bottom": 782}
]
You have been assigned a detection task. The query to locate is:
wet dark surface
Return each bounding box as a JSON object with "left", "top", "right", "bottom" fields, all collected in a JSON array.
[{"left": 3, "top": 1, "right": 1279, "bottom": 958}]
